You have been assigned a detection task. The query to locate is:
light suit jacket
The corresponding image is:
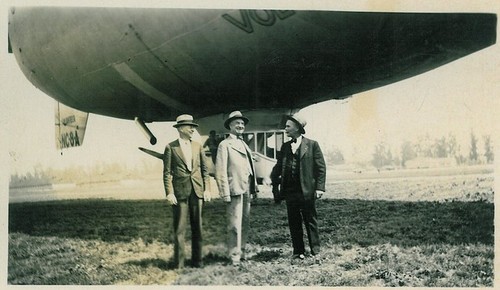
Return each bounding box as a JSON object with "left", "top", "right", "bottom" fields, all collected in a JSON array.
[
  {"left": 163, "top": 139, "right": 210, "bottom": 200},
  {"left": 271, "top": 137, "right": 326, "bottom": 200},
  {"left": 215, "top": 136, "right": 257, "bottom": 199}
]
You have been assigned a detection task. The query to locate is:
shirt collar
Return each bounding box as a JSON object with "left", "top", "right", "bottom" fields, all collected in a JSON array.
[
  {"left": 229, "top": 133, "right": 243, "bottom": 140},
  {"left": 178, "top": 138, "right": 191, "bottom": 145}
]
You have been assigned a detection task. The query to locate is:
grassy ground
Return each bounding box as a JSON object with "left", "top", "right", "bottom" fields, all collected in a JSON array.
[{"left": 8, "top": 194, "right": 493, "bottom": 286}]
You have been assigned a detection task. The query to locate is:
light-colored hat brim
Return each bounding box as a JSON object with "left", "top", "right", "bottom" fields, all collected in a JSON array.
[
  {"left": 286, "top": 115, "right": 306, "bottom": 134},
  {"left": 224, "top": 116, "right": 249, "bottom": 130},
  {"left": 173, "top": 121, "right": 199, "bottom": 128}
]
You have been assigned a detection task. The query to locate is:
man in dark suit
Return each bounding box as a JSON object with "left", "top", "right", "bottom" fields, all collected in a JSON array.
[
  {"left": 163, "top": 114, "right": 211, "bottom": 269},
  {"left": 271, "top": 113, "right": 326, "bottom": 264}
]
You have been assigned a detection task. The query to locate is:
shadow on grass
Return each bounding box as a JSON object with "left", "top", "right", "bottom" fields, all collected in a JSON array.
[
  {"left": 8, "top": 198, "right": 493, "bottom": 248},
  {"left": 126, "top": 258, "right": 174, "bottom": 270},
  {"left": 203, "top": 252, "right": 232, "bottom": 265},
  {"left": 251, "top": 250, "right": 283, "bottom": 262},
  {"left": 125, "top": 253, "right": 233, "bottom": 270}
]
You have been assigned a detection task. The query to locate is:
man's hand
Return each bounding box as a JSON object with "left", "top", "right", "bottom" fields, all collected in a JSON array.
[
  {"left": 315, "top": 190, "right": 324, "bottom": 199},
  {"left": 166, "top": 193, "right": 177, "bottom": 205},
  {"left": 203, "top": 190, "right": 212, "bottom": 202},
  {"left": 223, "top": 195, "right": 231, "bottom": 203},
  {"left": 252, "top": 192, "right": 258, "bottom": 200}
]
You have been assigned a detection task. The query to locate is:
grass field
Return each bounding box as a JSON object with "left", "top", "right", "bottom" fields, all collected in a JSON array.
[{"left": 8, "top": 173, "right": 494, "bottom": 286}]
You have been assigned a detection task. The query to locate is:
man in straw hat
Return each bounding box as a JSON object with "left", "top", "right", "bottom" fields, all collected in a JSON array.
[
  {"left": 163, "top": 114, "right": 211, "bottom": 269},
  {"left": 271, "top": 112, "right": 326, "bottom": 264},
  {"left": 215, "top": 110, "right": 258, "bottom": 266}
]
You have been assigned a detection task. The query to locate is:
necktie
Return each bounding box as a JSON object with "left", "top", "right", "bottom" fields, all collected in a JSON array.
[{"left": 291, "top": 138, "right": 298, "bottom": 154}]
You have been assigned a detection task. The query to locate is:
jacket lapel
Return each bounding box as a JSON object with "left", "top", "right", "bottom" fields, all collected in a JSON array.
[
  {"left": 300, "top": 138, "right": 309, "bottom": 159},
  {"left": 190, "top": 142, "right": 197, "bottom": 167},
  {"left": 172, "top": 140, "right": 189, "bottom": 169},
  {"left": 229, "top": 139, "right": 247, "bottom": 156}
]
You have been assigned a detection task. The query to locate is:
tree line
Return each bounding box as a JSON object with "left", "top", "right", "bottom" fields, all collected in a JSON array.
[
  {"left": 10, "top": 131, "right": 494, "bottom": 187},
  {"left": 9, "top": 160, "right": 162, "bottom": 188},
  {"left": 324, "top": 132, "right": 494, "bottom": 169}
]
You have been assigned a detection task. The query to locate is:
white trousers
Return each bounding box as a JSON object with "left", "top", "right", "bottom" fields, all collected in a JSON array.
[{"left": 226, "top": 193, "right": 251, "bottom": 262}]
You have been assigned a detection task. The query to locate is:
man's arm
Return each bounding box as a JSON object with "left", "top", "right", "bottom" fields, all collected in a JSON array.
[
  {"left": 215, "top": 141, "right": 231, "bottom": 201},
  {"left": 199, "top": 144, "right": 210, "bottom": 188},
  {"left": 163, "top": 145, "right": 173, "bottom": 195},
  {"left": 270, "top": 145, "right": 284, "bottom": 203},
  {"left": 270, "top": 150, "right": 283, "bottom": 186},
  {"left": 313, "top": 141, "right": 326, "bottom": 192},
  {"left": 199, "top": 144, "right": 212, "bottom": 202},
  {"left": 163, "top": 145, "right": 177, "bottom": 205}
]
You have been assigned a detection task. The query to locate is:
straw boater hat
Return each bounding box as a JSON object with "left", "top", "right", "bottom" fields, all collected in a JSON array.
[
  {"left": 173, "top": 114, "right": 199, "bottom": 128},
  {"left": 224, "top": 110, "right": 249, "bottom": 129},
  {"left": 286, "top": 113, "right": 307, "bottom": 134}
]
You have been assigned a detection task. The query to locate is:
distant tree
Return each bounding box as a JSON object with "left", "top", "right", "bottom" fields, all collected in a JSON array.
[
  {"left": 484, "top": 135, "right": 494, "bottom": 163},
  {"left": 325, "top": 147, "right": 345, "bottom": 165},
  {"left": 453, "top": 144, "right": 467, "bottom": 165},
  {"left": 447, "top": 133, "right": 458, "bottom": 158},
  {"left": 386, "top": 149, "right": 393, "bottom": 165},
  {"left": 392, "top": 155, "right": 401, "bottom": 168},
  {"left": 372, "top": 142, "right": 393, "bottom": 169},
  {"left": 469, "top": 131, "right": 478, "bottom": 163},
  {"left": 415, "top": 133, "right": 433, "bottom": 158},
  {"left": 401, "top": 141, "right": 416, "bottom": 167},
  {"left": 433, "top": 136, "right": 448, "bottom": 158}
]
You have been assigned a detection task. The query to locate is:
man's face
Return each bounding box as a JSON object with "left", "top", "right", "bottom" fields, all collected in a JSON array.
[
  {"left": 285, "top": 120, "right": 300, "bottom": 138},
  {"left": 177, "top": 125, "right": 196, "bottom": 140},
  {"left": 229, "top": 119, "right": 245, "bottom": 136}
]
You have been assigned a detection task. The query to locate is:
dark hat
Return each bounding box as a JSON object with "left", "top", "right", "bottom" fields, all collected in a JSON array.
[
  {"left": 173, "top": 114, "right": 199, "bottom": 128},
  {"left": 224, "top": 110, "right": 249, "bottom": 129},
  {"left": 286, "top": 113, "right": 307, "bottom": 134}
]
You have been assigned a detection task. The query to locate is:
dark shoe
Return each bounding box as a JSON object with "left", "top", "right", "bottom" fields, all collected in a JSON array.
[
  {"left": 191, "top": 261, "right": 204, "bottom": 268},
  {"left": 292, "top": 253, "right": 305, "bottom": 260}
]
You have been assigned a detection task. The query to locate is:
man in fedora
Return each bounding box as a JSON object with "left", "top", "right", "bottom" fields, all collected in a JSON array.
[
  {"left": 271, "top": 112, "right": 326, "bottom": 264},
  {"left": 215, "top": 110, "right": 258, "bottom": 266},
  {"left": 163, "top": 114, "right": 211, "bottom": 269}
]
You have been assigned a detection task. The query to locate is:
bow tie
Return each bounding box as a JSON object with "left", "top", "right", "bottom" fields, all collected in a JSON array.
[
  {"left": 291, "top": 138, "right": 297, "bottom": 143},
  {"left": 237, "top": 135, "right": 244, "bottom": 140}
]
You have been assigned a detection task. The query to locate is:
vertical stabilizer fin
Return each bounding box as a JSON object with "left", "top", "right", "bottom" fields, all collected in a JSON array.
[{"left": 55, "top": 102, "right": 89, "bottom": 149}]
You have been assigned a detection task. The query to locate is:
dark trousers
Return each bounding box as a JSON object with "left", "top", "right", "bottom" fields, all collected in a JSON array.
[
  {"left": 285, "top": 196, "right": 320, "bottom": 255},
  {"left": 172, "top": 191, "right": 203, "bottom": 268}
]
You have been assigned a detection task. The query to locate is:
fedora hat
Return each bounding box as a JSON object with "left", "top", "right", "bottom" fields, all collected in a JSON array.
[
  {"left": 286, "top": 113, "right": 307, "bottom": 134},
  {"left": 173, "top": 114, "right": 198, "bottom": 128},
  {"left": 224, "top": 110, "right": 249, "bottom": 129}
]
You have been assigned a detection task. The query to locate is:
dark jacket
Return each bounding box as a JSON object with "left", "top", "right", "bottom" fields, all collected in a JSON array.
[
  {"left": 163, "top": 139, "right": 210, "bottom": 199},
  {"left": 271, "top": 137, "right": 326, "bottom": 201}
]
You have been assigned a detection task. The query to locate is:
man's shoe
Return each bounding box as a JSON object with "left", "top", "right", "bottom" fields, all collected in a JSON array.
[
  {"left": 191, "top": 261, "right": 204, "bottom": 268},
  {"left": 292, "top": 253, "right": 305, "bottom": 260}
]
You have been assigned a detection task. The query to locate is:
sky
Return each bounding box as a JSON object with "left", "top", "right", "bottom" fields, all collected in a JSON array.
[{"left": 1, "top": 0, "right": 499, "bottom": 177}]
